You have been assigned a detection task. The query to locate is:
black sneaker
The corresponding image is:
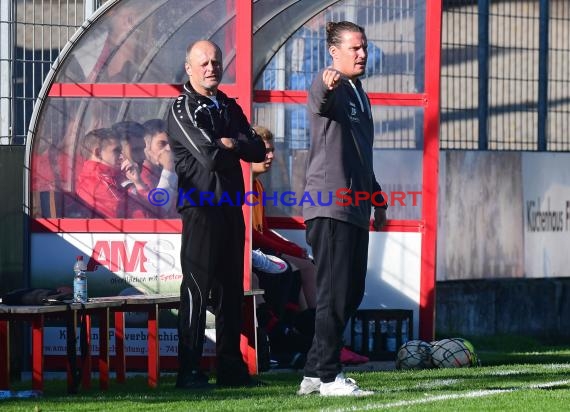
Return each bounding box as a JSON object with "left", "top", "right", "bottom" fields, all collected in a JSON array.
[
  {"left": 290, "top": 352, "right": 307, "bottom": 370},
  {"left": 175, "top": 370, "right": 212, "bottom": 390}
]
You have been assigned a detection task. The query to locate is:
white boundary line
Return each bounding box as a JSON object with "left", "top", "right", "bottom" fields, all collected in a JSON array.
[{"left": 323, "top": 379, "right": 570, "bottom": 411}]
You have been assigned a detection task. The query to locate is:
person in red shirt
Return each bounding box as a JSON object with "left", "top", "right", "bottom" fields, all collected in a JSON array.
[
  {"left": 112, "top": 120, "right": 164, "bottom": 217},
  {"left": 75, "top": 128, "right": 146, "bottom": 218},
  {"left": 31, "top": 136, "right": 84, "bottom": 218},
  {"left": 31, "top": 137, "right": 57, "bottom": 217}
]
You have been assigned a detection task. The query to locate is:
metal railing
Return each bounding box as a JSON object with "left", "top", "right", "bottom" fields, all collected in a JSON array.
[
  {"left": 441, "top": 0, "right": 570, "bottom": 151},
  {"left": 0, "top": 0, "right": 105, "bottom": 145}
]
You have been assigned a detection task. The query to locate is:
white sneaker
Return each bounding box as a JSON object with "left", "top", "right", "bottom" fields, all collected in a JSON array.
[
  {"left": 319, "top": 373, "right": 374, "bottom": 397},
  {"left": 297, "top": 376, "right": 321, "bottom": 395},
  {"left": 252, "top": 249, "right": 287, "bottom": 274}
]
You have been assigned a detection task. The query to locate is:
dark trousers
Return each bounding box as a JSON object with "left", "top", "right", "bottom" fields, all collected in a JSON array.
[
  {"left": 178, "top": 206, "right": 248, "bottom": 379},
  {"left": 303, "top": 217, "right": 369, "bottom": 382}
]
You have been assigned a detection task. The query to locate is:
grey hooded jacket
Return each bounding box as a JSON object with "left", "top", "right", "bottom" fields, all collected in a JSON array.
[{"left": 303, "top": 70, "right": 385, "bottom": 230}]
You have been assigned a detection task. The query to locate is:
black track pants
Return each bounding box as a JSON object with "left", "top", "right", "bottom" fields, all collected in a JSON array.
[
  {"left": 177, "top": 206, "right": 248, "bottom": 378},
  {"left": 303, "top": 217, "right": 369, "bottom": 382}
]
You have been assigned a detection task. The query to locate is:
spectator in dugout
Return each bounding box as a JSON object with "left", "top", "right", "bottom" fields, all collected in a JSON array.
[
  {"left": 142, "top": 119, "right": 178, "bottom": 217},
  {"left": 112, "top": 120, "right": 158, "bottom": 216},
  {"left": 111, "top": 119, "right": 180, "bottom": 217},
  {"left": 75, "top": 127, "right": 146, "bottom": 218},
  {"left": 111, "top": 121, "right": 150, "bottom": 191}
]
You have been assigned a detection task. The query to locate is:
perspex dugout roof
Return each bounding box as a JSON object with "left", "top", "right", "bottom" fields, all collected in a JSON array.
[{"left": 24, "top": 0, "right": 342, "bottom": 218}]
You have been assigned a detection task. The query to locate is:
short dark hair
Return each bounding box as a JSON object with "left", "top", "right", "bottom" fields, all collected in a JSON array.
[
  {"left": 111, "top": 121, "right": 145, "bottom": 144},
  {"left": 143, "top": 118, "right": 166, "bottom": 136},
  {"left": 143, "top": 119, "right": 167, "bottom": 145},
  {"left": 326, "top": 21, "right": 365, "bottom": 48}
]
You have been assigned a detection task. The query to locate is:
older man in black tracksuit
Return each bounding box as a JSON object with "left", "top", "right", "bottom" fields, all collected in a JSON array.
[
  {"left": 167, "top": 40, "right": 265, "bottom": 389},
  {"left": 298, "top": 22, "right": 388, "bottom": 397}
]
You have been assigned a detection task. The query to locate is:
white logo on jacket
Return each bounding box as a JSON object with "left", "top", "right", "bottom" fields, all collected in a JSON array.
[{"left": 348, "top": 102, "right": 360, "bottom": 123}]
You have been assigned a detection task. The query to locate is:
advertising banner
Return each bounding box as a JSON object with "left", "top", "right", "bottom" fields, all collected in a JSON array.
[
  {"left": 31, "top": 232, "right": 182, "bottom": 296},
  {"left": 42, "top": 327, "right": 216, "bottom": 357},
  {"left": 522, "top": 153, "right": 570, "bottom": 277},
  {"left": 30, "top": 232, "right": 218, "bottom": 356}
]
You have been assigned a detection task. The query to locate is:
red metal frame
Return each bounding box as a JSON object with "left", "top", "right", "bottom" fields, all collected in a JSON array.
[
  {"left": 47, "top": 83, "right": 182, "bottom": 97},
  {"left": 31, "top": 218, "right": 182, "bottom": 233},
  {"left": 266, "top": 216, "right": 424, "bottom": 233},
  {"left": 419, "top": 0, "right": 442, "bottom": 341},
  {"left": 234, "top": 0, "right": 258, "bottom": 375},
  {"left": 235, "top": 0, "right": 254, "bottom": 294},
  {"left": 31, "top": 317, "right": 43, "bottom": 391},
  {"left": 254, "top": 90, "right": 427, "bottom": 107},
  {"left": 47, "top": 83, "right": 238, "bottom": 99},
  {"left": 31, "top": 217, "right": 423, "bottom": 234}
]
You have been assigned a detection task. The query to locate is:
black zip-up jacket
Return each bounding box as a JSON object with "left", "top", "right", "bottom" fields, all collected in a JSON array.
[{"left": 167, "top": 82, "right": 266, "bottom": 211}]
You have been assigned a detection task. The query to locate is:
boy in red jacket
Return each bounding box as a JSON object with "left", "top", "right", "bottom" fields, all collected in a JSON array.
[{"left": 76, "top": 128, "right": 146, "bottom": 218}]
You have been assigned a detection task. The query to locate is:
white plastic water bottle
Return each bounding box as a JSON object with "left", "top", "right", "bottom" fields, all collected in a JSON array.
[
  {"left": 386, "top": 320, "right": 397, "bottom": 352},
  {"left": 401, "top": 319, "right": 409, "bottom": 345},
  {"left": 73, "top": 255, "right": 88, "bottom": 303},
  {"left": 368, "top": 320, "right": 376, "bottom": 353},
  {"left": 352, "top": 318, "right": 363, "bottom": 352}
]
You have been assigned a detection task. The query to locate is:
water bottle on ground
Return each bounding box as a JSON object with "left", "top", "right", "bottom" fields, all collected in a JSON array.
[
  {"left": 368, "top": 320, "right": 376, "bottom": 353},
  {"left": 386, "top": 320, "right": 397, "bottom": 352},
  {"left": 73, "top": 255, "right": 88, "bottom": 303},
  {"left": 352, "top": 317, "right": 363, "bottom": 352},
  {"left": 401, "top": 318, "right": 409, "bottom": 345}
]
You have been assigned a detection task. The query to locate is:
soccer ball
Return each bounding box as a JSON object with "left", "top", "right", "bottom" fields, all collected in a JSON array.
[
  {"left": 460, "top": 339, "right": 480, "bottom": 365},
  {"left": 395, "top": 340, "right": 433, "bottom": 370},
  {"left": 430, "top": 338, "right": 479, "bottom": 368}
]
